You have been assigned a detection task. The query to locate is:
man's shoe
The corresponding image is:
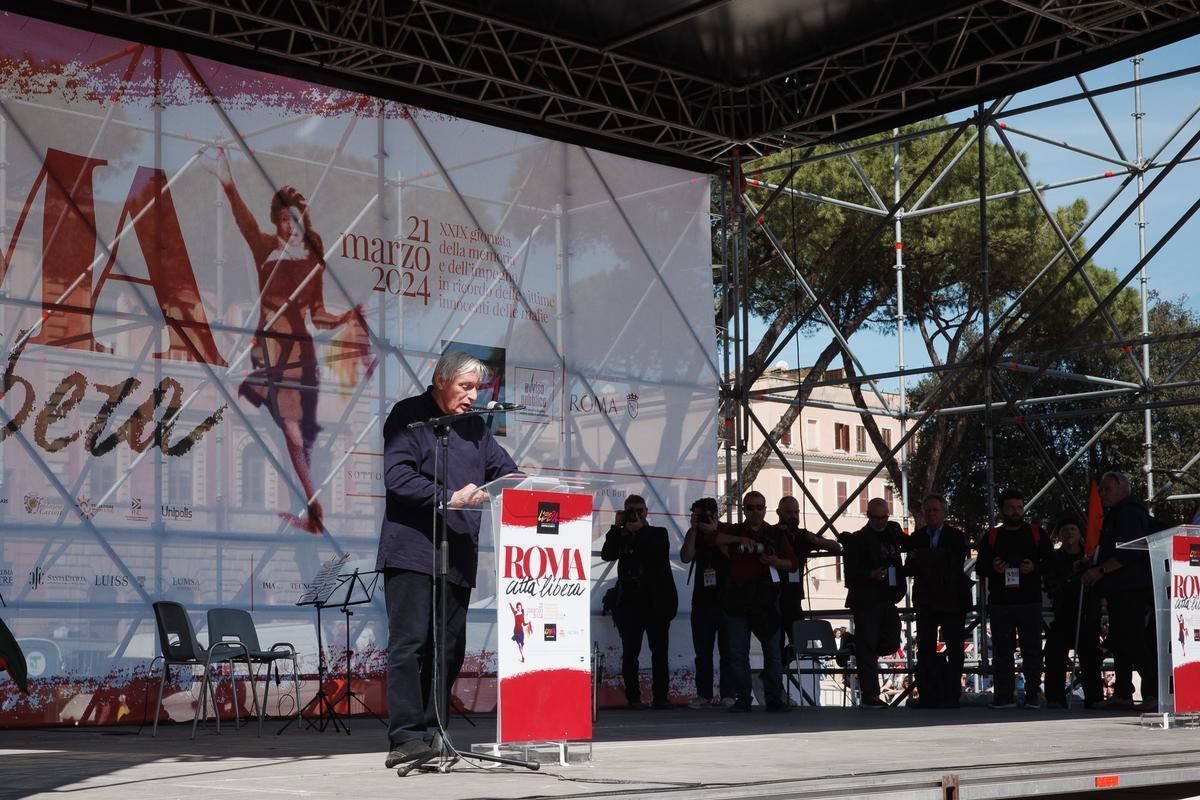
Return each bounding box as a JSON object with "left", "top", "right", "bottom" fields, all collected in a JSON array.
[
  {"left": 764, "top": 700, "right": 791, "bottom": 712},
  {"left": 862, "top": 696, "right": 888, "bottom": 708},
  {"left": 728, "top": 698, "right": 752, "bottom": 713},
  {"left": 627, "top": 700, "right": 648, "bottom": 710},
  {"left": 1023, "top": 700, "right": 1040, "bottom": 709},
  {"left": 719, "top": 696, "right": 737, "bottom": 708},
  {"left": 385, "top": 739, "right": 438, "bottom": 769},
  {"left": 651, "top": 698, "right": 674, "bottom": 710},
  {"left": 687, "top": 695, "right": 708, "bottom": 709},
  {"left": 1137, "top": 695, "right": 1159, "bottom": 710},
  {"left": 987, "top": 700, "right": 1016, "bottom": 709}
]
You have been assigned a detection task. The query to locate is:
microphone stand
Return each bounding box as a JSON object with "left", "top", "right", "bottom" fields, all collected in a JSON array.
[{"left": 401, "top": 405, "right": 535, "bottom": 776}]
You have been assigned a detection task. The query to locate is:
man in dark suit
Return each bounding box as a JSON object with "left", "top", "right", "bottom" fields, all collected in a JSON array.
[
  {"left": 841, "top": 497, "right": 907, "bottom": 707},
  {"left": 375, "top": 351, "right": 517, "bottom": 768},
  {"left": 601, "top": 494, "right": 679, "bottom": 708},
  {"left": 904, "top": 494, "right": 969, "bottom": 708}
]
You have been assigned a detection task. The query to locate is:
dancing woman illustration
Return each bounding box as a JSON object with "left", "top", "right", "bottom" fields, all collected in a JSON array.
[
  {"left": 206, "top": 147, "right": 370, "bottom": 533},
  {"left": 1180, "top": 613, "right": 1187, "bottom": 657},
  {"left": 510, "top": 602, "right": 532, "bottom": 663}
]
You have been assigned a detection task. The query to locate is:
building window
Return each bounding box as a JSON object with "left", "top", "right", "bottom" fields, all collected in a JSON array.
[
  {"left": 167, "top": 458, "right": 193, "bottom": 505},
  {"left": 781, "top": 476, "right": 793, "bottom": 497},
  {"left": 855, "top": 425, "right": 868, "bottom": 453},
  {"left": 836, "top": 480, "right": 848, "bottom": 507},
  {"left": 834, "top": 422, "right": 850, "bottom": 452},
  {"left": 858, "top": 491, "right": 869, "bottom": 514},
  {"left": 89, "top": 461, "right": 117, "bottom": 504},
  {"left": 884, "top": 486, "right": 895, "bottom": 515},
  {"left": 241, "top": 445, "right": 266, "bottom": 510},
  {"left": 881, "top": 427, "right": 893, "bottom": 449},
  {"left": 806, "top": 418, "right": 819, "bottom": 450},
  {"left": 807, "top": 477, "right": 820, "bottom": 503}
]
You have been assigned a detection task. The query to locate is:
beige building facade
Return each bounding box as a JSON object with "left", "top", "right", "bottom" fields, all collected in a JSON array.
[{"left": 723, "top": 365, "right": 907, "bottom": 610}]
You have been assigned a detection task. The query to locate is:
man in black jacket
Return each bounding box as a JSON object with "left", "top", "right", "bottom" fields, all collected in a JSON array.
[
  {"left": 680, "top": 496, "right": 731, "bottom": 708},
  {"left": 601, "top": 495, "right": 679, "bottom": 709},
  {"left": 841, "top": 498, "right": 907, "bottom": 708},
  {"left": 978, "top": 488, "right": 1051, "bottom": 709},
  {"left": 905, "top": 494, "right": 969, "bottom": 709},
  {"left": 1081, "top": 471, "right": 1158, "bottom": 708}
]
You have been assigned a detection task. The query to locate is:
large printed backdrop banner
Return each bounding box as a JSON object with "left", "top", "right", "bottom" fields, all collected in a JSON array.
[{"left": 0, "top": 12, "right": 718, "bottom": 725}]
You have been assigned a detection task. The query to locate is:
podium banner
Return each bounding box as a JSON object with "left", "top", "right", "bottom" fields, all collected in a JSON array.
[
  {"left": 1171, "top": 535, "right": 1200, "bottom": 712},
  {"left": 497, "top": 488, "right": 592, "bottom": 743}
]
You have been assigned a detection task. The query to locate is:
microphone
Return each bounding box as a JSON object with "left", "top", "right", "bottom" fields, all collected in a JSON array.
[{"left": 481, "top": 401, "right": 525, "bottom": 411}]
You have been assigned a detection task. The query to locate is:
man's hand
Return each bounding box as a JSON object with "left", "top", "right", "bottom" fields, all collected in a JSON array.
[
  {"left": 449, "top": 483, "right": 486, "bottom": 508},
  {"left": 739, "top": 536, "right": 755, "bottom": 550},
  {"left": 1080, "top": 566, "right": 1104, "bottom": 587},
  {"left": 1019, "top": 558, "right": 1035, "bottom": 575},
  {"left": 691, "top": 512, "right": 718, "bottom": 535},
  {"left": 992, "top": 557, "right": 1008, "bottom": 575},
  {"left": 870, "top": 567, "right": 887, "bottom": 581}
]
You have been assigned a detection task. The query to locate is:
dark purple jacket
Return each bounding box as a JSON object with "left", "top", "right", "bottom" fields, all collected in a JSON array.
[{"left": 374, "top": 388, "right": 517, "bottom": 587}]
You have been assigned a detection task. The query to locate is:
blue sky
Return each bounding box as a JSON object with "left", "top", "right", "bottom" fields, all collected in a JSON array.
[{"left": 756, "top": 36, "right": 1200, "bottom": 393}]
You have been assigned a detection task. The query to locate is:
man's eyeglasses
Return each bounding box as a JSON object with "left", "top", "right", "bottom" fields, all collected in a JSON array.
[
  {"left": 868, "top": 514, "right": 889, "bottom": 521},
  {"left": 744, "top": 504, "right": 766, "bottom": 511}
]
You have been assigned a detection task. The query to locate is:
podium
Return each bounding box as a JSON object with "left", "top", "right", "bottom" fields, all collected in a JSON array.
[
  {"left": 466, "top": 473, "right": 604, "bottom": 766},
  {"left": 1118, "top": 524, "right": 1200, "bottom": 727}
]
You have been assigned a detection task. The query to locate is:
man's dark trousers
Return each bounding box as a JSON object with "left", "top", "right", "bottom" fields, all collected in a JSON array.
[
  {"left": 989, "top": 603, "right": 1042, "bottom": 704},
  {"left": 915, "top": 611, "right": 965, "bottom": 707},
  {"left": 1107, "top": 587, "right": 1158, "bottom": 700},
  {"left": 384, "top": 568, "right": 470, "bottom": 745},
  {"left": 851, "top": 603, "right": 893, "bottom": 699},
  {"left": 618, "top": 615, "right": 670, "bottom": 704}
]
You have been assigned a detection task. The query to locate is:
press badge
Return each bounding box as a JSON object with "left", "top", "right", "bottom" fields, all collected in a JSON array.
[
  {"left": 1005, "top": 567, "right": 1020, "bottom": 588},
  {"left": 887, "top": 565, "right": 897, "bottom": 586},
  {"left": 702, "top": 568, "right": 717, "bottom": 588}
]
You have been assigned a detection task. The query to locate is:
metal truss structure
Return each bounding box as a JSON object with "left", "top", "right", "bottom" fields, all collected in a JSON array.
[
  {"left": 8, "top": 0, "right": 1200, "bottom": 169},
  {"left": 717, "top": 53, "right": 1200, "bottom": 686}
]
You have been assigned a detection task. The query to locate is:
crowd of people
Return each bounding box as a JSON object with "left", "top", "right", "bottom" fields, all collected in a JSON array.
[{"left": 602, "top": 471, "right": 1161, "bottom": 712}]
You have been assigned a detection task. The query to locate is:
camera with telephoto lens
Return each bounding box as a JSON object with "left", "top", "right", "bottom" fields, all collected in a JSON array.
[{"left": 735, "top": 538, "right": 776, "bottom": 556}]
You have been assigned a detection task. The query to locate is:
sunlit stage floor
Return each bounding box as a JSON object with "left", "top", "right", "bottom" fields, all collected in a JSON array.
[{"left": 5, "top": 704, "right": 1200, "bottom": 800}]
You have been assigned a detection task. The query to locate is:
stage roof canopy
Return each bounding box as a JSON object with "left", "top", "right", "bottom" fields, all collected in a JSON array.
[{"left": 15, "top": 0, "right": 1200, "bottom": 170}]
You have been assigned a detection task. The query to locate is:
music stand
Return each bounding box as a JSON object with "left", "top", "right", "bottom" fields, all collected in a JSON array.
[
  {"left": 323, "top": 559, "right": 386, "bottom": 734},
  {"left": 279, "top": 553, "right": 350, "bottom": 735}
]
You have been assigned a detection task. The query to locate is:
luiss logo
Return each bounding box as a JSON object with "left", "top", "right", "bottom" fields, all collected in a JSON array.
[{"left": 1, "top": 148, "right": 229, "bottom": 456}]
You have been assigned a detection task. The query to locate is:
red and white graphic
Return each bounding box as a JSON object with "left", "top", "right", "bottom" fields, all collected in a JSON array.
[
  {"left": 1170, "top": 535, "right": 1200, "bottom": 712},
  {"left": 497, "top": 489, "right": 593, "bottom": 743}
]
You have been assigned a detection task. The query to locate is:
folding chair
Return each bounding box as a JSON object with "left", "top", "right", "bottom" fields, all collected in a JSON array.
[
  {"left": 790, "top": 619, "right": 852, "bottom": 706},
  {"left": 207, "top": 607, "right": 301, "bottom": 729},
  {"left": 150, "top": 600, "right": 260, "bottom": 739}
]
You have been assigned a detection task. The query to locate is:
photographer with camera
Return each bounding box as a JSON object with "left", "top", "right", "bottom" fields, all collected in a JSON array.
[
  {"left": 841, "top": 498, "right": 907, "bottom": 708},
  {"left": 705, "top": 490, "right": 799, "bottom": 712},
  {"left": 680, "top": 497, "right": 732, "bottom": 708},
  {"left": 601, "top": 495, "right": 679, "bottom": 709}
]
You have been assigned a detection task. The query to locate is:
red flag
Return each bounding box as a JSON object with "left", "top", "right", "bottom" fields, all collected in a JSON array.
[{"left": 1084, "top": 479, "right": 1103, "bottom": 557}]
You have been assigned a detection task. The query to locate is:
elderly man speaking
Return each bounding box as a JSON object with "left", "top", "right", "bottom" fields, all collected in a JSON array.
[{"left": 376, "top": 351, "right": 517, "bottom": 768}]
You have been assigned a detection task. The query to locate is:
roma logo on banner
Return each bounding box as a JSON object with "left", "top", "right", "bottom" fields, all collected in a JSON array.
[
  {"left": 497, "top": 489, "right": 593, "bottom": 743},
  {"left": 1170, "top": 535, "right": 1200, "bottom": 712}
]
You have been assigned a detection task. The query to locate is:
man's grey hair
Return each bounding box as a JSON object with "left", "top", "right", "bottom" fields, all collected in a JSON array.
[
  {"left": 922, "top": 494, "right": 947, "bottom": 510},
  {"left": 434, "top": 350, "right": 490, "bottom": 383},
  {"left": 1101, "top": 470, "right": 1131, "bottom": 494}
]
